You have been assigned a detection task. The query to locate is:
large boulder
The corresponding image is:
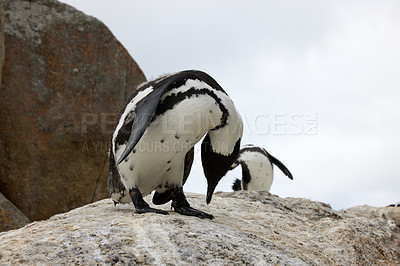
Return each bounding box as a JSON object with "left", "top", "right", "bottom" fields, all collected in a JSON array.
[
  {"left": 344, "top": 204, "right": 400, "bottom": 228},
  {"left": 0, "top": 0, "right": 146, "bottom": 221},
  {"left": 0, "top": 192, "right": 398, "bottom": 265},
  {"left": 0, "top": 192, "right": 30, "bottom": 232}
]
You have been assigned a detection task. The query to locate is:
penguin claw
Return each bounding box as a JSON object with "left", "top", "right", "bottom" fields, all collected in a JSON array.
[
  {"left": 135, "top": 207, "right": 169, "bottom": 215},
  {"left": 174, "top": 206, "right": 214, "bottom": 220},
  {"left": 169, "top": 187, "right": 214, "bottom": 219},
  {"left": 129, "top": 188, "right": 169, "bottom": 215}
]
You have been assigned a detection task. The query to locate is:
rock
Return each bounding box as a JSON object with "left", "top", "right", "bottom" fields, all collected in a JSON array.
[
  {"left": 0, "top": 0, "right": 146, "bottom": 221},
  {"left": 0, "top": 5, "right": 4, "bottom": 84},
  {"left": 0, "top": 192, "right": 30, "bottom": 232},
  {"left": 344, "top": 205, "right": 400, "bottom": 228},
  {"left": 0, "top": 191, "right": 398, "bottom": 265}
]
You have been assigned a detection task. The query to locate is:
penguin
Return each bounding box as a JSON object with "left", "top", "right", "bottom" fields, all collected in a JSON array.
[
  {"left": 229, "top": 144, "right": 293, "bottom": 192},
  {"left": 108, "top": 70, "right": 243, "bottom": 219}
]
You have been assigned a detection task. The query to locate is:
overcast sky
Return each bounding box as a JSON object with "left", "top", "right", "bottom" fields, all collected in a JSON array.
[{"left": 61, "top": 0, "right": 400, "bottom": 210}]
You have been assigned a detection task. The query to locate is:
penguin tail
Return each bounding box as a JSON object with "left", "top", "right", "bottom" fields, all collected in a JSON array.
[
  {"left": 232, "top": 178, "right": 242, "bottom": 191},
  {"left": 268, "top": 154, "right": 294, "bottom": 180}
]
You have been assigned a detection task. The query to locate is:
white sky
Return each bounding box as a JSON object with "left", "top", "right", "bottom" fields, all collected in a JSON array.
[{"left": 60, "top": 0, "right": 400, "bottom": 210}]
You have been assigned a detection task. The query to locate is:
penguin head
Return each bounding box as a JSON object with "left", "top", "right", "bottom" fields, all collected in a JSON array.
[{"left": 201, "top": 133, "right": 241, "bottom": 204}]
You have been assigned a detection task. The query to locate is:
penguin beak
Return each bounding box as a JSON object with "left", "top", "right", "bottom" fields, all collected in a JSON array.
[{"left": 206, "top": 180, "right": 218, "bottom": 204}]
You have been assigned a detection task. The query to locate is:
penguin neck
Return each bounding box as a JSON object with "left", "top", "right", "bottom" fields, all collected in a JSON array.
[
  {"left": 207, "top": 106, "right": 243, "bottom": 156},
  {"left": 199, "top": 95, "right": 242, "bottom": 182}
]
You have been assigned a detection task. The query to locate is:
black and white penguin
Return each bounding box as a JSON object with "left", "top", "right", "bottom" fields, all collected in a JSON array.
[
  {"left": 230, "top": 144, "right": 293, "bottom": 191},
  {"left": 108, "top": 70, "right": 243, "bottom": 219}
]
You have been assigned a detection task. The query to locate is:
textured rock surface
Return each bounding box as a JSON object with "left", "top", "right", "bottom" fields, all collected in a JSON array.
[
  {"left": 0, "top": 191, "right": 398, "bottom": 265},
  {"left": 0, "top": 192, "right": 30, "bottom": 232},
  {"left": 0, "top": 5, "right": 4, "bottom": 84},
  {"left": 0, "top": 0, "right": 146, "bottom": 221},
  {"left": 344, "top": 205, "right": 400, "bottom": 228}
]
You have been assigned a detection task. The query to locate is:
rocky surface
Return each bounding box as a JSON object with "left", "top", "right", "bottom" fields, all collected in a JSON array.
[
  {"left": 0, "top": 5, "right": 4, "bottom": 84},
  {"left": 0, "top": 0, "right": 146, "bottom": 221},
  {"left": 0, "top": 191, "right": 398, "bottom": 265},
  {"left": 344, "top": 204, "right": 400, "bottom": 228},
  {"left": 0, "top": 192, "right": 30, "bottom": 232}
]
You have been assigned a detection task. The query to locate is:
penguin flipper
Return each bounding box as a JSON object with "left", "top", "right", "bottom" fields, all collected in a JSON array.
[
  {"left": 116, "top": 80, "right": 176, "bottom": 165},
  {"left": 268, "top": 154, "right": 294, "bottom": 180}
]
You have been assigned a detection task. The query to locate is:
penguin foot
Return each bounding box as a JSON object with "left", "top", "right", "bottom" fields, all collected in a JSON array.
[
  {"left": 171, "top": 187, "right": 214, "bottom": 219},
  {"left": 174, "top": 206, "right": 214, "bottom": 219},
  {"left": 135, "top": 206, "right": 169, "bottom": 215},
  {"left": 129, "top": 187, "right": 169, "bottom": 215}
]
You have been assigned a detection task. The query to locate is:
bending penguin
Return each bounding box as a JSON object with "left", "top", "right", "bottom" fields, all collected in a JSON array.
[
  {"left": 230, "top": 145, "right": 293, "bottom": 191},
  {"left": 108, "top": 70, "right": 243, "bottom": 219}
]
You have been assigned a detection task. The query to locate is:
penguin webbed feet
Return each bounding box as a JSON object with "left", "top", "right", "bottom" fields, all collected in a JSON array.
[
  {"left": 171, "top": 187, "right": 214, "bottom": 220},
  {"left": 134, "top": 207, "right": 169, "bottom": 215},
  {"left": 174, "top": 205, "right": 214, "bottom": 220},
  {"left": 129, "top": 188, "right": 169, "bottom": 215}
]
